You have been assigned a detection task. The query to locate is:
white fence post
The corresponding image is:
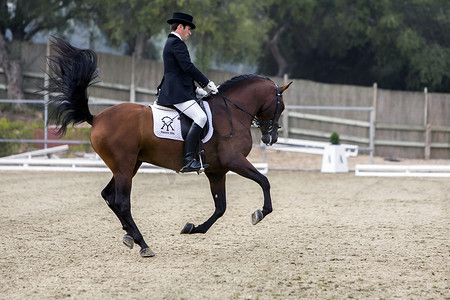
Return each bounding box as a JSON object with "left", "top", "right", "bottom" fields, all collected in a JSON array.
[{"left": 424, "top": 87, "right": 430, "bottom": 160}]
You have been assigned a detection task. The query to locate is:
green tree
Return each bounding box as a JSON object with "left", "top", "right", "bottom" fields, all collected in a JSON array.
[
  {"left": 370, "top": 0, "right": 450, "bottom": 91},
  {"left": 257, "top": 0, "right": 450, "bottom": 92},
  {"left": 86, "top": 0, "right": 271, "bottom": 70},
  {"left": 184, "top": 0, "right": 271, "bottom": 70},
  {"left": 259, "top": 0, "right": 319, "bottom": 77},
  {"left": 0, "top": 0, "right": 83, "bottom": 104},
  {"left": 83, "top": 0, "right": 173, "bottom": 59}
]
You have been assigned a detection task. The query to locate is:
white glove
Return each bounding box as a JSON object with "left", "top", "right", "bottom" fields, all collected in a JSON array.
[
  {"left": 206, "top": 81, "right": 219, "bottom": 94},
  {"left": 196, "top": 87, "right": 208, "bottom": 97}
]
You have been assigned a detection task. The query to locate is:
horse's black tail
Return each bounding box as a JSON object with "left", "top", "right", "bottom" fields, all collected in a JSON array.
[{"left": 44, "top": 36, "right": 99, "bottom": 136}]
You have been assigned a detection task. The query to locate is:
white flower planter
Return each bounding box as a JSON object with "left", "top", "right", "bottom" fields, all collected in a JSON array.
[{"left": 321, "top": 144, "right": 349, "bottom": 173}]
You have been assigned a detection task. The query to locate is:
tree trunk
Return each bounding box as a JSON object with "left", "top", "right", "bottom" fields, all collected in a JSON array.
[
  {"left": 134, "top": 31, "right": 149, "bottom": 60},
  {"left": 267, "top": 24, "right": 290, "bottom": 77},
  {"left": 0, "top": 33, "right": 25, "bottom": 110}
]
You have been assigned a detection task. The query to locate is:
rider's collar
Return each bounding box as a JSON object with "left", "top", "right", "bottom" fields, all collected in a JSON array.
[{"left": 171, "top": 32, "right": 183, "bottom": 41}]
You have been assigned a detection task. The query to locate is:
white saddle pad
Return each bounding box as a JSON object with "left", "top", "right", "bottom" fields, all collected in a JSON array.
[{"left": 151, "top": 101, "right": 213, "bottom": 143}]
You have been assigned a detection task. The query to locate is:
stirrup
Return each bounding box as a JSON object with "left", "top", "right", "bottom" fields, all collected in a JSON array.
[{"left": 180, "top": 159, "right": 208, "bottom": 173}]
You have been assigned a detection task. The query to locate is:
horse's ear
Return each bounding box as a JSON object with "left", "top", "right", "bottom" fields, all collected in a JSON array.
[{"left": 279, "top": 81, "right": 293, "bottom": 94}]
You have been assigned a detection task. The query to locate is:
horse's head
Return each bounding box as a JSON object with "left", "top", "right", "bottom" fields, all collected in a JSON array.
[
  {"left": 213, "top": 75, "right": 292, "bottom": 145},
  {"left": 257, "top": 81, "right": 292, "bottom": 146}
]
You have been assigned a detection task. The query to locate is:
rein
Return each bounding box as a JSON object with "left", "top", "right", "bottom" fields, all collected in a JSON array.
[{"left": 212, "top": 84, "right": 282, "bottom": 138}]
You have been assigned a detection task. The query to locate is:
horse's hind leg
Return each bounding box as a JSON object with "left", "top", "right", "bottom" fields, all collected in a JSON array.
[
  {"left": 112, "top": 172, "right": 154, "bottom": 257},
  {"left": 101, "top": 161, "right": 143, "bottom": 248},
  {"left": 101, "top": 161, "right": 153, "bottom": 257},
  {"left": 181, "top": 172, "right": 227, "bottom": 234},
  {"left": 101, "top": 177, "right": 134, "bottom": 247}
]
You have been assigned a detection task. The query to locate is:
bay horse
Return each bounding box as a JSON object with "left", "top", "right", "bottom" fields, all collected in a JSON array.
[{"left": 45, "top": 36, "right": 291, "bottom": 257}]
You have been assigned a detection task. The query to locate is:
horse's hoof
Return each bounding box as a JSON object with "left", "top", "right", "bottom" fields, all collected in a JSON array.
[
  {"left": 123, "top": 234, "right": 134, "bottom": 249},
  {"left": 140, "top": 248, "right": 155, "bottom": 258},
  {"left": 180, "top": 222, "right": 194, "bottom": 234},
  {"left": 251, "top": 209, "right": 264, "bottom": 225}
]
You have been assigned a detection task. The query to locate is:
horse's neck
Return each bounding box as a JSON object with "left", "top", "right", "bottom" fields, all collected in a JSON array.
[{"left": 223, "top": 91, "right": 260, "bottom": 117}]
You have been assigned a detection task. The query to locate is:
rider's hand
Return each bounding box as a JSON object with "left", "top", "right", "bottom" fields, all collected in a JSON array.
[
  {"left": 206, "top": 81, "right": 219, "bottom": 94},
  {"left": 196, "top": 87, "right": 208, "bottom": 97}
]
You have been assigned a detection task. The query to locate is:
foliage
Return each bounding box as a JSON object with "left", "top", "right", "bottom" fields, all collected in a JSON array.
[
  {"left": 330, "top": 132, "right": 340, "bottom": 145},
  {"left": 0, "top": 117, "right": 91, "bottom": 156},
  {"left": 0, "top": 117, "right": 39, "bottom": 156},
  {"left": 63, "top": 127, "right": 92, "bottom": 153},
  {"left": 0, "top": 0, "right": 88, "bottom": 101},
  {"left": 1, "top": 0, "right": 450, "bottom": 97},
  {"left": 82, "top": 0, "right": 271, "bottom": 69},
  {"left": 0, "top": 0, "right": 80, "bottom": 42},
  {"left": 80, "top": 0, "right": 171, "bottom": 58},
  {"left": 184, "top": 0, "right": 271, "bottom": 70},
  {"left": 258, "top": 0, "right": 450, "bottom": 92}
]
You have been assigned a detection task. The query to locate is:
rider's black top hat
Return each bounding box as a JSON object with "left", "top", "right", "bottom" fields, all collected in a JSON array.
[{"left": 167, "top": 12, "right": 196, "bottom": 29}]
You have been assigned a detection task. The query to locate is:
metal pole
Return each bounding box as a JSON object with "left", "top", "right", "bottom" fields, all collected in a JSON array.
[
  {"left": 44, "top": 100, "right": 48, "bottom": 149},
  {"left": 44, "top": 38, "right": 51, "bottom": 149}
]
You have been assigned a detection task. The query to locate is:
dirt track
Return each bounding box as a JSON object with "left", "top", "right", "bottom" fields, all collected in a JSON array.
[{"left": 0, "top": 166, "right": 449, "bottom": 299}]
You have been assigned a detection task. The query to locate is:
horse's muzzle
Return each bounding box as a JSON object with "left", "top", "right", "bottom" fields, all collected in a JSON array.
[{"left": 261, "top": 133, "right": 278, "bottom": 146}]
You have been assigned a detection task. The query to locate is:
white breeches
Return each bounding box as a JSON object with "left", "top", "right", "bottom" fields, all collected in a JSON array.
[{"left": 174, "top": 100, "right": 207, "bottom": 128}]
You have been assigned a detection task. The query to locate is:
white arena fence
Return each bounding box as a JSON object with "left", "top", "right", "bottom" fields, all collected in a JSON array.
[
  {"left": 2, "top": 145, "right": 448, "bottom": 178},
  {"left": 9, "top": 99, "right": 448, "bottom": 178},
  {"left": 0, "top": 145, "right": 268, "bottom": 174},
  {"left": 1, "top": 99, "right": 375, "bottom": 158},
  {"left": 272, "top": 137, "right": 359, "bottom": 157},
  {"left": 355, "top": 164, "right": 450, "bottom": 178},
  {"left": 281, "top": 105, "right": 374, "bottom": 162},
  {"left": 1, "top": 99, "right": 372, "bottom": 175},
  {"left": 0, "top": 156, "right": 268, "bottom": 175}
]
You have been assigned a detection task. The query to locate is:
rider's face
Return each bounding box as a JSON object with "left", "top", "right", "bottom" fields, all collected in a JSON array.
[{"left": 177, "top": 24, "right": 192, "bottom": 41}]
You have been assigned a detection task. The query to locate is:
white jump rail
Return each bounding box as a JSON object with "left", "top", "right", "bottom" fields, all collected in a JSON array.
[
  {"left": 271, "top": 137, "right": 358, "bottom": 157},
  {"left": 355, "top": 164, "right": 450, "bottom": 177},
  {"left": 3, "top": 145, "right": 69, "bottom": 159}
]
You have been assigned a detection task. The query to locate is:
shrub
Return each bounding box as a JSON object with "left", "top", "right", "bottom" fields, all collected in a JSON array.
[
  {"left": 330, "top": 131, "right": 340, "bottom": 145},
  {"left": 0, "top": 118, "right": 40, "bottom": 156},
  {"left": 63, "top": 127, "right": 92, "bottom": 153},
  {"left": 0, "top": 118, "right": 92, "bottom": 156}
]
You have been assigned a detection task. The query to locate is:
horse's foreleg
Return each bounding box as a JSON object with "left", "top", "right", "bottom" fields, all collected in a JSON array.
[
  {"left": 181, "top": 172, "right": 227, "bottom": 234},
  {"left": 229, "top": 158, "right": 272, "bottom": 225}
]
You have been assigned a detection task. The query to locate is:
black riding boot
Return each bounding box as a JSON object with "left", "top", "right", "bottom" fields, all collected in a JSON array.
[{"left": 180, "top": 123, "right": 209, "bottom": 173}]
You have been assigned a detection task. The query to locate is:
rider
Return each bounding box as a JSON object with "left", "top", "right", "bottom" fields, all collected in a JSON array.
[{"left": 157, "top": 12, "right": 219, "bottom": 173}]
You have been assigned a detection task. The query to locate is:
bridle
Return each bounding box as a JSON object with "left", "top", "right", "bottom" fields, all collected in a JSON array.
[
  {"left": 257, "top": 85, "right": 282, "bottom": 138},
  {"left": 212, "top": 82, "right": 282, "bottom": 138}
]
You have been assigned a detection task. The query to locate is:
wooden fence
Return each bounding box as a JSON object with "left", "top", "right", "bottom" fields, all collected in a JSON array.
[
  {"left": 280, "top": 80, "right": 450, "bottom": 159},
  {"left": 0, "top": 41, "right": 449, "bottom": 160}
]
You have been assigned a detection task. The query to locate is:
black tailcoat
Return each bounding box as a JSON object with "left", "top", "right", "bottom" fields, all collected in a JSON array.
[{"left": 157, "top": 33, "right": 209, "bottom": 105}]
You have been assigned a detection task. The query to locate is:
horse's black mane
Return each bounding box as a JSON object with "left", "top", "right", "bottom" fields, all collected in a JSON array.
[{"left": 217, "top": 74, "right": 271, "bottom": 94}]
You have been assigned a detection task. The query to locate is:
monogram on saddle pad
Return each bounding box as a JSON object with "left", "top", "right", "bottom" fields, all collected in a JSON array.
[{"left": 150, "top": 101, "right": 213, "bottom": 143}]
